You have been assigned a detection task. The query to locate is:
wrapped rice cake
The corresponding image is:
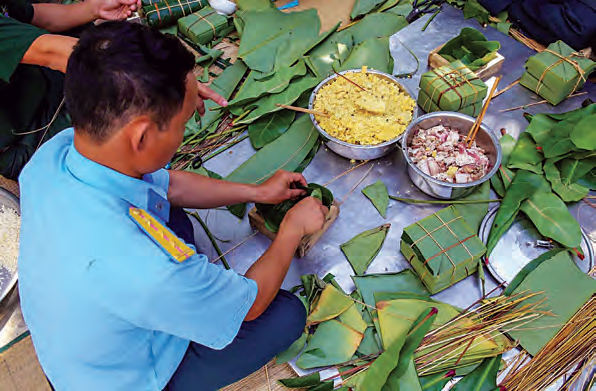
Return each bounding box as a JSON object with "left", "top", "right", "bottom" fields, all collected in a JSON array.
[{"left": 400, "top": 206, "right": 486, "bottom": 294}]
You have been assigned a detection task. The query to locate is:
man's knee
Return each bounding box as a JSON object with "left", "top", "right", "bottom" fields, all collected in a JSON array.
[{"left": 270, "top": 290, "right": 307, "bottom": 343}]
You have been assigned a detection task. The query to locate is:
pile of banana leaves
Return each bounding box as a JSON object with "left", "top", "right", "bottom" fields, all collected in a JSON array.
[
  {"left": 487, "top": 103, "right": 595, "bottom": 257},
  {"left": 277, "top": 269, "right": 512, "bottom": 391}
]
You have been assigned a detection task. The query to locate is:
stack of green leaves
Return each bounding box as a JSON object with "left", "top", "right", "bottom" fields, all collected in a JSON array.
[
  {"left": 520, "top": 41, "right": 595, "bottom": 105},
  {"left": 400, "top": 206, "right": 487, "bottom": 294},
  {"left": 341, "top": 224, "right": 390, "bottom": 275},
  {"left": 418, "top": 60, "right": 488, "bottom": 116},
  {"left": 142, "top": 0, "right": 209, "bottom": 28},
  {"left": 178, "top": 7, "right": 234, "bottom": 46},
  {"left": 438, "top": 27, "right": 501, "bottom": 71},
  {"left": 486, "top": 104, "right": 595, "bottom": 256},
  {"left": 255, "top": 183, "right": 333, "bottom": 233}
]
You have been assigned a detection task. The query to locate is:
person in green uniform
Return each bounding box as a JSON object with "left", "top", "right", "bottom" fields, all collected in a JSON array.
[{"left": 0, "top": 0, "right": 141, "bottom": 179}]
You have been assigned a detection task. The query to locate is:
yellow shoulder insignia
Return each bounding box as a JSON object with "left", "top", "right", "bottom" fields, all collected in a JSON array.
[{"left": 129, "top": 207, "right": 195, "bottom": 263}]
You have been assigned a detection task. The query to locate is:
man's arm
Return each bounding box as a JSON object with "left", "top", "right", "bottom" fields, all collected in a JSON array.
[
  {"left": 243, "top": 197, "right": 328, "bottom": 321},
  {"left": 21, "top": 35, "right": 77, "bottom": 73},
  {"left": 167, "top": 169, "right": 308, "bottom": 209},
  {"left": 32, "top": 0, "right": 140, "bottom": 33}
]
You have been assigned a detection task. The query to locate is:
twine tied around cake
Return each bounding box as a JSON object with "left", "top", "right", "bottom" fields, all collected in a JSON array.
[
  {"left": 423, "top": 65, "right": 482, "bottom": 111},
  {"left": 185, "top": 10, "right": 218, "bottom": 39},
  {"left": 535, "top": 50, "right": 587, "bottom": 98},
  {"left": 145, "top": 0, "right": 208, "bottom": 21}
]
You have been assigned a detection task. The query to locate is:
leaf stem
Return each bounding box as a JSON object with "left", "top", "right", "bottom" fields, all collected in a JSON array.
[
  {"left": 421, "top": 8, "right": 441, "bottom": 31},
  {"left": 389, "top": 195, "right": 501, "bottom": 204},
  {"left": 203, "top": 135, "right": 249, "bottom": 163},
  {"left": 187, "top": 211, "right": 231, "bottom": 270}
]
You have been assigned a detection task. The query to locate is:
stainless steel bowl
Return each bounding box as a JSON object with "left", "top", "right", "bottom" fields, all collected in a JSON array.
[
  {"left": 401, "top": 112, "right": 502, "bottom": 199},
  {"left": 0, "top": 188, "right": 20, "bottom": 305},
  {"left": 308, "top": 69, "right": 418, "bottom": 160}
]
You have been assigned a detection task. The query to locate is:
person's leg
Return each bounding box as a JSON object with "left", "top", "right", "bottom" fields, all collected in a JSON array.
[{"left": 165, "top": 290, "right": 306, "bottom": 391}]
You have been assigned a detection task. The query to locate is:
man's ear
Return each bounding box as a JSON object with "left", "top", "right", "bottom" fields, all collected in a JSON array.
[{"left": 125, "top": 116, "right": 157, "bottom": 154}]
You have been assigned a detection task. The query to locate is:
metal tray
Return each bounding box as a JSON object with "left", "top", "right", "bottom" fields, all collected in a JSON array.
[
  {"left": 479, "top": 205, "right": 595, "bottom": 285},
  {"left": 0, "top": 188, "right": 20, "bottom": 305}
]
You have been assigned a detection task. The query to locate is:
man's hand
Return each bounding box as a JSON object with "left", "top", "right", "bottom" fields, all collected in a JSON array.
[
  {"left": 280, "top": 197, "right": 328, "bottom": 238},
  {"left": 196, "top": 82, "right": 228, "bottom": 116},
  {"left": 256, "top": 171, "right": 308, "bottom": 205},
  {"left": 88, "top": 0, "right": 141, "bottom": 20}
]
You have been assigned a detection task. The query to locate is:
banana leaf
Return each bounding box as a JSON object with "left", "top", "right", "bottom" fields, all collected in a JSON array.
[
  {"left": 340, "top": 37, "right": 394, "bottom": 74},
  {"left": 486, "top": 170, "right": 551, "bottom": 256},
  {"left": 228, "top": 61, "right": 308, "bottom": 109},
  {"left": 143, "top": 0, "right": 209, "bottom": 28},
  {"left": 384, "top": 309, "right": 436, "bottom": 390},
  {"left": 201, "top": 60, "right": 248, "bottom": 132},
  {"left": 226, "top": 115, "right": 319, "bottom": 184},
  {"left": 392, "top": 359, "right": 423, "bottom": 391},
  {"left": 559, "top": 155, "right": 596, "bottom": 185},
  {"left": 577, "top": 168, "right": 596, "bottom": 190},
  {"left": 256, "top": 183, "right": 333, "bottom": 233},
  {"left": 544, "top": 158, "right": 589, "bottom": 202},
  {"left": 340, "top": 224, "right": 390, "bottom": 276},
  {"left": 450, "top": 355, "right": 501, "bottom": 391},
  {"left": 177, "top": 7, "right": 232, "bottom": 46},
  {"left": 438, "top": 27, "right": 500, "bottom": 71},
  {"left": 525, "top": 105, "right": 595, "bottom": 145},
  {"left": 279, "top": 372, "right": 321, "bottom": 388},
  {"left": 343, "top": 13, "right": 408, "bottom": 45},
  {"left": 570, "top": 113, "right": 596, "bottom": 150},
  {"left": 454, "top": 180, "right": 490, "bottom": 234},
  {"left": 235, "top": 76, "right": 320, "bottom": 125},
  {"left": 359, "top": 309, "right": 436, "bottom": 391},
  {"left": 502, "top": 248, "right": 566, "bottom": 296},
  {"left": 296, "top": 319, "right": 364, "bottom": 369},
  {"left": 350, "top": 0, "right": 385, "bottom": 19},
  {"left": 357, "top": 327, "right": 381, "bottom": 355},
  {"left": 500, "top": 133, "right": 517, "bottom": 167},
  {"left": 307, "top": 382, "right": 334, "bottom": 391},
  {"left": 506, "top": 252, "right": 596, "bottom": 355},
  {"left": 276, "top": 331, "right": 308, "bottom": 364},
  {"left": 184, "top": 111, "right": 201, "bottom": 137},
  {"left": 507, "top": 132, "right": 544, "bottom": 174},
  {"left": 237, "top": 8, "right": 321, "bottom": 73},
  {"left": 491, "top": 134, "right": 516, "bottom": 197},
  {"left": 305, "top": 31, "right": 354, "bottom": 79},
  {"left": 419, "top": 371, "right": 453, "bottom": 391},
  {"left": 338, "top": 303, "right": 368, "bottom": 334},
  {"left": 235, "top": 0, "right": 272, "bottom": 12},
  {"left": 539, "top": 107, "right": 596, "bottom": 159},
  {"left": 362, "top": 180, "right": 389, "bottom": 218},
  {"left": 307, "top": 284, "right": 353, "bottom": 325},
  {"left": 384, "top": 3, "right": 414, "bottom": 17},
  {"left": 520, "top": 192, "right": 582, "bottom": 249},
  {"left": 248, "top": 110, "right": 295, "bottom": 149}
]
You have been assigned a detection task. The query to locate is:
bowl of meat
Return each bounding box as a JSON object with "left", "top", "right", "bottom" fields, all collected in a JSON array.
[{"left": 401, "top": 112, "right": 502, "bottom": 199}]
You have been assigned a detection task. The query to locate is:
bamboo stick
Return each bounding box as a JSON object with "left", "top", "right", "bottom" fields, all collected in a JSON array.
[
  {"left": 334, "top": 70, "right": 367, "bottom": 92},
  {"left": 500, "top": 91, "right": 588, "bottom": 113},
  {"left": 466, "top": 76, "right": 501, "bottom": 147},
  {"left": 275, "top": 103, "right": 330, "bottom": 117}
]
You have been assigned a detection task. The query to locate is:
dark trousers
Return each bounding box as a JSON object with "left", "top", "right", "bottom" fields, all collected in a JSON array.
[{"left": 165, "top": 209, "right": 307, "bottom": 391}]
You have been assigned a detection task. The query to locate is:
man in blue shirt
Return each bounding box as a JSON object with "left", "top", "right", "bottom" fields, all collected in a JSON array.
[{"left": 18, "top": 22, "right": 328, "bottom": 390}]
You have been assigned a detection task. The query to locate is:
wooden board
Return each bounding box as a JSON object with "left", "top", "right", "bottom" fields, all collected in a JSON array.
[
  {"left": 249, "top": 202, "right": 340, "bottom": 258},
  {"left": 428, "top": 44, "right": 505, "bottom": 81}
]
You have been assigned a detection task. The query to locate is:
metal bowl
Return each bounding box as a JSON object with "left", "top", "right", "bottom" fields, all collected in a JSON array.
[
  {"left": 0, "top": 188, "right": 20, "bottom": 305},
  {"left": 308, "top": 69, "right": 418, "bottom": 161},
  {"left": 401, "top": 112, "right": 502, "bottom": 199}
]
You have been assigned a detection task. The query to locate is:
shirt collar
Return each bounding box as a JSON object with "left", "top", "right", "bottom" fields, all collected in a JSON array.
[{"left": 64, "top": 142, "right": 169, "bottom": 219}]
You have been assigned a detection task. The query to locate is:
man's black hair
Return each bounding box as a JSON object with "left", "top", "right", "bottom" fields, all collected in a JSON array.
[{"left": 64, "top": 21, "right": 195, "bottom": 143}]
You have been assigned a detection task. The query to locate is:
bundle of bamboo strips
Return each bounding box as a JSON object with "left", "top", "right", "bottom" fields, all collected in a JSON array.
[
  {"left": 500, "top": 296, "right": 595, "bottom": 391},
  {"left": 414, "top": 291, "right": 547, "bottom": 375}
]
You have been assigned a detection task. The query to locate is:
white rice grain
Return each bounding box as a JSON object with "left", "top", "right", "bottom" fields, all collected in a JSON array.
[{"left": 0, "top": 205, "right": 20, "bottom": 274}]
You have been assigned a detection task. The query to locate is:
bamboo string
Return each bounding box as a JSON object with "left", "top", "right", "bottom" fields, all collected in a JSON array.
[
  {"left": 322, "top": 160, "right": 370, "bottom": 186},
  {"left": 339, "top": 163, "right": 374, "bottom": 204},
  {"left": 492, "top": 78, "right": 519, "bottom": 99},
  {"left": 499, "top": 91, "right": 588, "bottom": 112}
]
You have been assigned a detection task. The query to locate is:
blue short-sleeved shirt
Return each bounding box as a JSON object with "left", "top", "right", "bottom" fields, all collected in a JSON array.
[{"left": 18, "top": 128, "right": 257, "bottom": 391}]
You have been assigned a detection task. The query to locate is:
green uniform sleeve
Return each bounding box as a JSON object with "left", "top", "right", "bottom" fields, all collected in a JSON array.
[{"left": 0, "top": 15, "right": 47, "bottom": 83}]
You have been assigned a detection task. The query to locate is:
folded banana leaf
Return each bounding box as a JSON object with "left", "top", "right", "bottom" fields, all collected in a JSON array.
[
  {"left": 256, "top": 183, "right": 333, "bottom": 233},
  {"left": 237, "top": 8, "right": 322, "bottom": 73},
  {"left": 438, "top": 27, "right": 500, "bottom": 71},
  {"left": 350, "top": 0, "right": 385, "bottom": 19},
  {"left": 340, "top": 37, "right": 394, "bottom": 74},
  {"left": 141, "top": 0, "right": 160, "bottom": 6},
  {"left": 507, "top": 132, "right": 544, "bottom": 174},
  {"left": 520, "top": 192, "right": 582, "bottom": 249},
  {"left": 341, "top": 224, "right": 390, "bottom": 276},
  {"left": 247, "top": 110, "right": 295, "bottom": 149},
  {"left": 450, "top": 355, "right": 501, "bottom": 391},
  {"left": 143, "top": 0, "right": 209, "bottom": 28},
  {"left": 178, "top": 7, "right": 232, "bottom": 46},
  {"left": 227, "top": 61, "right": 308, "bottom": 109},
  {"left": 505, "top": 251, "right": 596, "bottom": 355},
  {"left": 235, "top": 76, "right": 320, "bottom": 125},
  {"left": 343, "top": 12, "right": 408, "bottom": 45},
  {"left": 362, "top": 180, "right": 389, "bottom": 218},
  {"left": 486, "top": 170, "right": 551, "bottom": 256},
  {"left": 296, "top": 319, "right": 364, "bottom": 369},
  {"left": 417, "top": 89, "right": 483, "bottom": 117},
  {"left": 306, "top": 283, "right": 352, "bottom": 326}
]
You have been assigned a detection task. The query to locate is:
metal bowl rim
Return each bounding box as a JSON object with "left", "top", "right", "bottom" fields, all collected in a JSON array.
[
  {"left": 0, "top": 188, "right": 20, "bottom": 305},
  {"left": 401, "top": 111, "right": 502, "bottom": 188},
  {"left": 308, "top": 69, "right": 417, "bottom": 150}
]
